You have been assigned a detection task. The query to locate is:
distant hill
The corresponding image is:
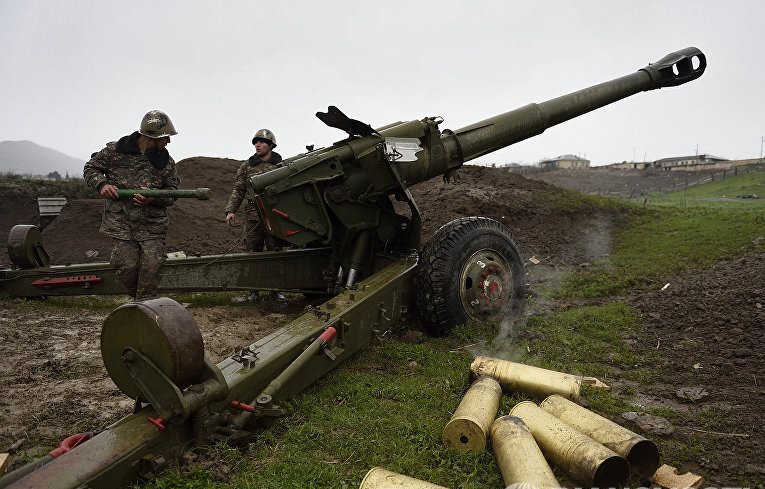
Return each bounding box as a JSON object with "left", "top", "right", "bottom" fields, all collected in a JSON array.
[{"left": 0, "top": 140, "right": 85, "bottom": 177}]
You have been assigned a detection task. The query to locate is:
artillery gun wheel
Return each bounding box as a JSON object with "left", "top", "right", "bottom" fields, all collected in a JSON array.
[
  {"left": 100, "top": 297, "right": 205, "bottom": 399},
  {"left": 415, "top": 217, "right": 525, "bottom": 336}
]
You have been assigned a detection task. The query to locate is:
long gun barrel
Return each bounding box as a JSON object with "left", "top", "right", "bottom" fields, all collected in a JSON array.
[
  {"left": 450, "top": 47, "right": 706, "bottom": 162},
  {"left": 116, "top": 187, "right": 211, "bottom": 200},
  {"left": 248, "top": 47, "right": 705, "bottom": 254}
]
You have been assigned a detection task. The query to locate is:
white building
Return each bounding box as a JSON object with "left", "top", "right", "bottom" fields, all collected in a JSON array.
[{"left": 539, "top": 154, "right": 590, "bottom": 170}]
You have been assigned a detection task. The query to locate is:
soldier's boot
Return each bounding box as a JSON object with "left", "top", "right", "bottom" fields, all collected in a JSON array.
[
  {"left": 247, "top": 291, "right": 260, "bottom": 302},
  {"left": 271, "top": 291, "right": 287, "bottom": 301}
]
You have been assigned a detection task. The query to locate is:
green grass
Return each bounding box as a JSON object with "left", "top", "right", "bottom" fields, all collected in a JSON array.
[
  {"left": 559, "top": 206, "right": 765, "bottom": 298},
  {"left": 144, "top": 301, "right": 648, "bottom": 489},
  {"left": 559, "top": 171, "right": 765, "bottom": 299},
  {"left": 532, "top": 184, "right": 631, "bottom": 214},
  {"left": 646, "top": 171, "right": 765, "bottom": 209},
  {"left": 0, "top": 176, "right": 93, "bottom": 199},
  {"left": 145, "top": 196, "right": 747, "bottom": 487},
  {"left": 517, "top": 302, "right": 652, "bottom": 382},
  {"left": 145, "top": 337, "right": 504, "bottom": 489}
]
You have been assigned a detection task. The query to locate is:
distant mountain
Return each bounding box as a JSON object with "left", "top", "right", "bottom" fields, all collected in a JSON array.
[{"left": 0, "top": 140, "right": 85, "bottom": 177}]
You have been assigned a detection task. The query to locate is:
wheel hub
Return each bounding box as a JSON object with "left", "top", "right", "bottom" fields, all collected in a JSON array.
[{"left": 459, "top": 250, "right": 514, "bottom": 321}]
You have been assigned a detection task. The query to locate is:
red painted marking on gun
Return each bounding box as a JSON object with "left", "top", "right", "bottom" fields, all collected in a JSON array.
[{"left": 31, "top": 275, "right": 102, "bottom": 288}]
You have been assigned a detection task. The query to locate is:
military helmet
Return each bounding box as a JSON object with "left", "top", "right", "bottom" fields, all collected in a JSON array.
[
  {"left": 139, "top": 110, "right": 178, "bottom": 138},
  {"left": 252, "top": 128, "right": 276, "bottom": 148}
]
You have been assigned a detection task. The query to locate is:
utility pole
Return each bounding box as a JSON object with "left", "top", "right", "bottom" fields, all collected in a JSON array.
[{"left": 761, "top": 136, "right": 764, "bottom": 159}]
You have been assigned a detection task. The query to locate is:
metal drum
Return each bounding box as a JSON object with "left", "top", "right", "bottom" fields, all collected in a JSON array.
[{"left": 100, "top": 297, "right": 205, "bottom": 399}]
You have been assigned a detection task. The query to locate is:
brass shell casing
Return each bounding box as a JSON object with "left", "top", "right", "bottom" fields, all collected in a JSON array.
[
  {"left": 442, "top": 376, "right": 502, "bottom": 451},
  {"left": 540, "top": 394, "right": 660, "bottom": 477},
  {"left": 359, "top": 467, "right": 448, "bottom": 489},
  {"left": 510, "top": 401, "right": 630, "bottom": 488},
  {"left": 470, "top": 356, "right": 581, "bottom": 400},
  {"left": 490, "top": 415, "right": 560, "bottom": 489}
]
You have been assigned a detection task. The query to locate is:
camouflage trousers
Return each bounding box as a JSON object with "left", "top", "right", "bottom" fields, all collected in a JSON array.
[
  {"left": 245, "top": 219, "right": 277, "bottom": 252},
  {"left": 110, "top": 238, "right": 166, "bottom": 300}
]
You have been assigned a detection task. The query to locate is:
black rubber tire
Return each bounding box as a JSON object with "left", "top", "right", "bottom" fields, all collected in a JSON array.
[{"left": 415, "top": 217, "right": 526, "bottom": 336}]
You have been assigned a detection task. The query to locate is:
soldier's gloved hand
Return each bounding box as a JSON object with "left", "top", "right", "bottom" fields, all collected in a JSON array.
[
  {"left": 133, "top": 194, "right": 155, "bottom": 206},
  {"left": 100, "top": 184, "right": 119, "bottom": 199},
  {"left": 225, "top": 212, "right": 236, "bottom": 225}
]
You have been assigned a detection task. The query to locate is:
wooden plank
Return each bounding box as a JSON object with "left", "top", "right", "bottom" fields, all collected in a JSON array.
[
  {"left": 652, "top": 464, "right": 704, "bottom": 489},
  {"left": 0, "top": 453, "right": 10, "bottom": 475}
]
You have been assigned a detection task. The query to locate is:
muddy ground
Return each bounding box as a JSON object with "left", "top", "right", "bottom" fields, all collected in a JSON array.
[{"left": 0, "top": 163, "right": 763, "bottom": 487}]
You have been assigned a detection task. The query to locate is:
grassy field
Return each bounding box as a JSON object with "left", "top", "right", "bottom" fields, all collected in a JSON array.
[
  {"left": 646, "top": 171, "right": 765, "bottom": 209},
  {"left": 0, "top": 174, "right": 92, "bottom": 198},
  {"left": 561, "top": 171, "right": 765, "bottom": 298},
  {"left": 559, "top": 206, "right": 765, "bottom": 298}
]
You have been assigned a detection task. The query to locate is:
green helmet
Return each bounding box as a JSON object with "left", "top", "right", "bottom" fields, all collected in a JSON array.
[
  {"left": 252, "top": 128, "right": 276, "bottom": 148},
  {"left": 139, "top": 110, "right": 178, "bottom": 138}
]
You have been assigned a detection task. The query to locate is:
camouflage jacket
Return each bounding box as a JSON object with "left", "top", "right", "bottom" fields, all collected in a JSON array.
[
  {"left": 83, "top": 132, "right": 180, "bottom": 241},
  {"left": 224, "top": 152, "right": 282, "bottom": 221}
]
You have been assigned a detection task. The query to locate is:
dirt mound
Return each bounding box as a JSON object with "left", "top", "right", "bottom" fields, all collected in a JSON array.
[
  {"left": 631, "top": 253, "right": 765, "bottom": 483},
  {"left": 165, "top": 156, "right": 246, "bottom": 257},
  {"left": 413, "top": 165, "right": 612, "bottom": 265},
  {"left": 0, "top": 185, "right": 38, "bottom": 259}
]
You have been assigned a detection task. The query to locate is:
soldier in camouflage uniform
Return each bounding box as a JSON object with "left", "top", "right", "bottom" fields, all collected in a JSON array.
[
  {"left": 225, "top": 128, "right": 286, "bottom": 301},
  {"left": 225, "top": 128, "right": 282, "bottom": 251},
  {"left": 83, "top": 110, "right": 179, "bottom": 300}
]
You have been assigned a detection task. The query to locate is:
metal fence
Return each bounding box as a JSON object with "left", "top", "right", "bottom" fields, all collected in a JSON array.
[{"left": 661, "top": 163, "right": 765, "bottom": 193}]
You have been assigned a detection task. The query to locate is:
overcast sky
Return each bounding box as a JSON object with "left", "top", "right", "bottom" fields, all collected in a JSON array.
[{"left": 1, "top": 0, "right": 763, "bottom": 173}]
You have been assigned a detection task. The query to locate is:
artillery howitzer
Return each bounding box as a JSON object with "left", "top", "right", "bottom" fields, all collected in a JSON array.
[{"left": 0, "top": 48, "right": 705, "bottom": 488}]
